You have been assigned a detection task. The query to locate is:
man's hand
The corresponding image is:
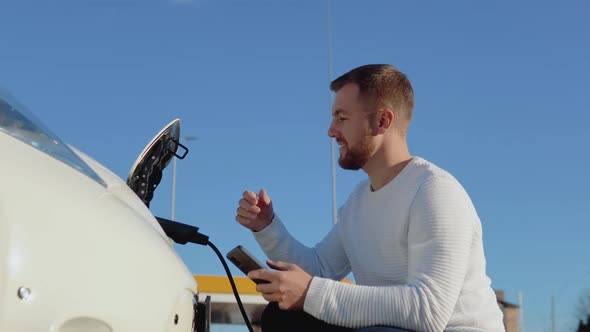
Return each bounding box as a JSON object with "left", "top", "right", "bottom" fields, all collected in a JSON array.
[
  {"left": 235, "top": 189, "right": 274, "bottom": 232},
  {"left": 249, "top": 260, "right": 312, "bottom": 311}
]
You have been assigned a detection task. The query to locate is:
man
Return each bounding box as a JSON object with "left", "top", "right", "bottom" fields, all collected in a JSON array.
[{"left": 235, "top": 64, "right": 505, "bottom": 332}]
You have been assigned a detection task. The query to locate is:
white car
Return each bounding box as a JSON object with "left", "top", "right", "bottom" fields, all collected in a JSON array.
[{"left": 0, "top": 87, "right": 210, "bottom": 332}]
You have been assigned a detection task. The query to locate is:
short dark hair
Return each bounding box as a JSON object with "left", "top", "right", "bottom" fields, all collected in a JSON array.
[{"left": 330, "top": 64, "right": 414, "bottom": 134}]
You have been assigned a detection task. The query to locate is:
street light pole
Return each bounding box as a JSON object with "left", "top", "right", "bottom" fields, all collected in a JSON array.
[
  {"left": 170, "top": 136, "right": 196, "bottom": 221},
  {"left": 327, "top": 0, "right": 337, "bottom": 225},
  {"left": 171, "top": 156, "right": 177, "bottom": 220}
]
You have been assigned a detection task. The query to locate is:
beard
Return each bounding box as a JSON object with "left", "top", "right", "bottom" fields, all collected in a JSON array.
[{"left": 338, "top": 133, "right": 374, "bottom": 170}]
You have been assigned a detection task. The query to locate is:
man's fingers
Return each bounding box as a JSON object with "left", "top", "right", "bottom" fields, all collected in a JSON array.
[
  {"left": 243, "top": 190, "right": 258, "bottom": 205},
  {"left": 261, "top": 293, "right": 281, "bottom": 303},
  {"left": 236, "top": 207, "right": 258, "bottom": 220},
  {"left": 255, "top": 282, "right": 275, "bottom": 294},
  {"left": 248, "top": 268, "right": 276, "bottom": 282},
  {"left": 235, "top": 215, "right": 253, "bottom": 227},
  {"left": 267, "top": 260, "right": 292, "bottom": 271},
  {"left": 259, "top": 188, "right": 271, "bottom": 205},
  {"left": 238, "top": 199, "right": 252, "bottom": 209},
  {"left": 239, "top": 199, "right": 261, "bottom": 213}
]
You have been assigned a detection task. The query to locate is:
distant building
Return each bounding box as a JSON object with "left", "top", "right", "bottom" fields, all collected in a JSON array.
[
  {"left": 578, "top": 315, "right": 590, "bottom": 332},
  {"left": 494, "top": 290, "right": 519, "bottom": 332}
]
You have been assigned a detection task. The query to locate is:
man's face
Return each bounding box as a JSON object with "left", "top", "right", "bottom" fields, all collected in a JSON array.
[{"left": 328, "top": 84, "right": 376, "bottom": 170}]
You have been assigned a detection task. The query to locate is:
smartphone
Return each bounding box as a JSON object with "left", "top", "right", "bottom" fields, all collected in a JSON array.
[{"left": 226, "top": 245, "right": 270, "bottom": 284}]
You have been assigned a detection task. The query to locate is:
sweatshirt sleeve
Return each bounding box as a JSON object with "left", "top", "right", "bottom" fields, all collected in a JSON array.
[
  {"left": 253, "top": 214, "right": 351, "bottom": 280},
  {"left": 303, "top": 177, "right": 474, "bottom": 332}
]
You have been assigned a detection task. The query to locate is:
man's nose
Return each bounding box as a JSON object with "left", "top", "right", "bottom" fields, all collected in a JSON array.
[{"left": 328, "top": 122, "right": 338, "bottom": 138}]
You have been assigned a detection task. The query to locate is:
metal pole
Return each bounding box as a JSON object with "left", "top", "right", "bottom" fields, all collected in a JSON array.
[
  {"left": 518, "top": 291, "right": 525, "bottom": 332},
  {"left": 170, "top": 136, "right": 196, "bottom": 221},
  {"left": 327, "top": 0, "right": 337, "bottom": 225},
  {"left": 171, "top": 156, "right": 177, "bottom": 221},
  {"left": 551, "top": 296, "right": 556, "bottom": 332}
]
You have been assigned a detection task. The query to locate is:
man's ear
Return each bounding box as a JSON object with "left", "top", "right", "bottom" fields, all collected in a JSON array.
[{"left": 375, "top": 109, "right": 394, "bottom": 134}]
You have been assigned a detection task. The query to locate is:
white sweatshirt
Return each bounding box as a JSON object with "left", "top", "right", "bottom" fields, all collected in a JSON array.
[{"left": 253, "top": 157, "right": 505, "bottom": 332}]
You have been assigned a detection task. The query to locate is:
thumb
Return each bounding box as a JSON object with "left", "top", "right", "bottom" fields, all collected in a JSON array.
[
  {"left": 267, "top": 260, "right": 292, "bottom": 271},
  {"left": 258, "top": 189, "right": 272, "bottom": 206}
]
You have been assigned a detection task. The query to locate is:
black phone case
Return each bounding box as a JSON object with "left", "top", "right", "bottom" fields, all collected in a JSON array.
[{"left": 226, "top": 245, "right": 270, "bottom": 284}]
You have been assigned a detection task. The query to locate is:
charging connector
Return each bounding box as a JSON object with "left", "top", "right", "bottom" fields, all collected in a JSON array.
[{"left": 155, "top": 216, "right": 256, "bottom": 332}]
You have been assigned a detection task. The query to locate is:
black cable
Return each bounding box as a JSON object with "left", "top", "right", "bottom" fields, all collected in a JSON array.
[
  {"left": 206, "top": 239, "right": 255, "bottom": 332},
  {"left": 154, "top": 217, "right": 256, "bottom": 332}
]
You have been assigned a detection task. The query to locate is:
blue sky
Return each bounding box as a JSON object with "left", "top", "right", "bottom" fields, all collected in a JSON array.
[{"left": 1, "top": 1, "right": 589, "bottom": 331}]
